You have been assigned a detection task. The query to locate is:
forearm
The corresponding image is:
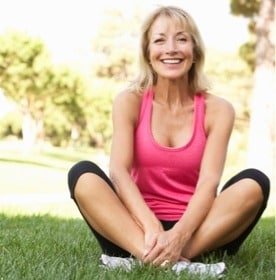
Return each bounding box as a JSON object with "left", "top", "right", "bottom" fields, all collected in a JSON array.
[
  {"left": 173, "top": 188, "right": 215, "bottom": 241},
  {"left": 110, "top": 169, "right": 161, "bottom": 231}
]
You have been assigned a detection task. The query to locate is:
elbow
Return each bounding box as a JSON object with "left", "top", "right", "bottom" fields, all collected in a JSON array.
[
  {"left": 197, "top": 175, "right": 220, "bottom": 196},
  {"left": 109, "top": 160, "right": 131, "bottom": 184},
  {"left": 109, "top": 166, "right": 119, "bottom": 188},
  {"left": 109, "top": 170, "right": 121, "bottom": 195},
  {"left": 109, "top": 165, "right": 128, "bottom": 194}
]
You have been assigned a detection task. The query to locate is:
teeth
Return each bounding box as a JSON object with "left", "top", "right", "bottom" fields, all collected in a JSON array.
[{"left": 162, "top": 59, "right": 181, "bottom": 64}]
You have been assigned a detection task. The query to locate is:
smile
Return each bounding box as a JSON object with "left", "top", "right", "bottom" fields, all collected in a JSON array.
[{"left": 161, "top": 59, "right": 183, "bottom": 64}]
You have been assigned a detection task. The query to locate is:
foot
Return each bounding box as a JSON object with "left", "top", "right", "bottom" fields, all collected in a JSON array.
[
  {"left": 100, "top": 254, "right": 140, "bottom": 271},
  {"left": 172, "top": 260, "right": 226, "bottom": 278}
]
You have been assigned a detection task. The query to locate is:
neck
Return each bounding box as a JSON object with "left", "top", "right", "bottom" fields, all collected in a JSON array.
[{"left": 154, "top": 79, "right": 192, "bottom": 107}]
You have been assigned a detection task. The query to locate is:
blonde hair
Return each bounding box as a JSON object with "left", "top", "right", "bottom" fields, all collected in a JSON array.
[{"left": 127, "top": 5, "right": 210, "bottom": 94}]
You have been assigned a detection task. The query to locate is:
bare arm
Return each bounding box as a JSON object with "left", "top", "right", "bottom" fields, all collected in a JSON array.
[
  {"left": 109, "top": 91, "right": 162, "bottom": 232},
  {"left": 143, "top": 95, "right": 235, "bottom": 265},
  {"left": 173, "top": 95, "right": 235, "bottom": 242}
]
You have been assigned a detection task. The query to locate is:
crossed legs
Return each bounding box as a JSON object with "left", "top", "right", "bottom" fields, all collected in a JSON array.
[
  {"left": 182, "top": 178, "right": 266, "bottom": 259},
  {"left": 68, "top": 161, "right": 270, "bottom": 261},
  {"left": 74, "top": 172, "right": 145, "bottom": 259}
]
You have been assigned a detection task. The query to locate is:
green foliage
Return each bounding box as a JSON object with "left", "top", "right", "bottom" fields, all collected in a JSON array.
[
  {"left": 51, "top": 66, "right": 86, "bottom": 121},
  {"left": 239, "top": 41, "right": 256, "bottom": 71},
  {"left": 44, "top": 109, "right": 72, "bottom": 147},
  {"left": 0, "top": 31, "right": 52, "bottom": 103},
  {"left": 230, "top": 0, "right": 261, "bottom": 17},
  {"left": 0, "top": 110, "right": 22, "bottom": 138},
  {"left": 0, "top": 31, "right": 91, "bottom": 148},
  {"left": 91, "top": 8, "right": 140, "bottom": 80},
  {"left": 229, "top": 0, "right": 261, "bottom": 71},
  {"left": 82, "top": 79, "right": 122, "bottom": 151}
]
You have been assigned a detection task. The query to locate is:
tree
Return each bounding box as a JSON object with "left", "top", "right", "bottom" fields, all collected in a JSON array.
[
  {"left": 91, "top": 7, "right": 141, "bottom": 80},
  {"left": 47, "top": 65, "right": 88, "bottom": 147},
  {"left": 231, "top": 0, "right": 261, "bottom": 71},
  {"left": 0, "top": 32, "right": 53, "bottom": 152},
  {"left": 0, "top": 32, "right": 87, "bottom": 152},
  {"left": 230, "top": 0, "right": 275, "bottom": 186}
]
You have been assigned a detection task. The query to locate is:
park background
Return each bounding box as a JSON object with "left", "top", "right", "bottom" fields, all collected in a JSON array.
[
  {"left": 0, "top": 0, "right": 275, "bottom": 279},
  {"left": 0, "top": 0, "right": 274, "bottom": 218}
]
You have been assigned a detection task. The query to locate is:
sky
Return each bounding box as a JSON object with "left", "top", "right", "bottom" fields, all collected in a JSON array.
[{"left": 0, "top": 0, "right": 249, "bottom": 67}]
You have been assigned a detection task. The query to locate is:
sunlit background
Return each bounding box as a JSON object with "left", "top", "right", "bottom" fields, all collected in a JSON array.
[
  {"left": 0, "top": 0, "right": 248, "bottom": 62},
  {"left": 0, "top": 0, "right": 274, "bottom": 218}
]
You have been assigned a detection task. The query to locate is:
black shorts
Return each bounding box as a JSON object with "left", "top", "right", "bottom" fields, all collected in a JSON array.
[{"left": 68, "top": 160, "right": 270, "bottom": 258}]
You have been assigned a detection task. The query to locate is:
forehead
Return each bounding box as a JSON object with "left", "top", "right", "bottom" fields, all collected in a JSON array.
[{"left": 149, "top": 15, "right": 190, "bottom": 35}]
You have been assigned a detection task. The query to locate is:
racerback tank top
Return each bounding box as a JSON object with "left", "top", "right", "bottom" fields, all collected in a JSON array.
[{"left": 131, "top": 88, "right": 207, "bottom": 220}]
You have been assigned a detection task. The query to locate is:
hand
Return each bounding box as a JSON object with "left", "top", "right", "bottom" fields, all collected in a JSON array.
[
  {"left": 142, "top": 226, "right": 164, "bottom": 261},
  {"left": 142, "top": 229, "right": 185, "bottom": 266}
]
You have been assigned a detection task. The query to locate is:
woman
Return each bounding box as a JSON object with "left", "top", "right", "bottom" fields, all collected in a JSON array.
[{"left": 68, "top": 5, "right": 270, "bottom": 275}]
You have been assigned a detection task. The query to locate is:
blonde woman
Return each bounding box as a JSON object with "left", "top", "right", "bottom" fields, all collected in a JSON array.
[{"left": 68, "top": 5, "right": 270, "bottom": 276}]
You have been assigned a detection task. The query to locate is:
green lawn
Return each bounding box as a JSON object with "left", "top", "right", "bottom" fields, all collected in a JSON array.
[
  {"left": 0, "top": 214, "right": 274, "bottom": 280},
  {"left": 0, "top": 141, "right": 275, "bottom": 279},
  {"left": 0, "top": 141, "right": 107, "bottom": 218}
]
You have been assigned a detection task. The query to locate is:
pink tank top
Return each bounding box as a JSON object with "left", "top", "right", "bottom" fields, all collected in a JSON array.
[{"left": 131, "top": 89, "right": 207, "bottom": 220}]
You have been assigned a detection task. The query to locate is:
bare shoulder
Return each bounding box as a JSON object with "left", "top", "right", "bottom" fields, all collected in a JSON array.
[
  {"left": 204, "top": 92, "right": 235, "bottom": 117},
  {"left": 114, "top": 90, "right": 142, "bottom": 105},
  {"left": 112, "top": 90, "right": 143, "bottom": 124},
  {"left": 203, "top": 92, "right": 235, "bottom": 133}
]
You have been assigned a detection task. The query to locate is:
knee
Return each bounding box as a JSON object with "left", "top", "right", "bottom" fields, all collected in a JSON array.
[
  {"left": 242, "top": 179, "right": 264, "bottom": 206},
  {"left": 68, "top": 160, "right": 102, "bottom": 199},
  {"left": 241, "top": 168, "right": 270, "bottom": 204},
  {"left": 235, "top": 180, "right": 265, "bottom": 213},
  {"left": 74, "top": 173, "right": 97, "bottom": 202}
]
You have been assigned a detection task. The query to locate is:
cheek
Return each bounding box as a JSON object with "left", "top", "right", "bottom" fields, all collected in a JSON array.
[
  {"left": 184, "top": 44, "right": 194, "bottom": 56},
  {"left": 149, "top": 45, "right": 163, "bottom": 61}
]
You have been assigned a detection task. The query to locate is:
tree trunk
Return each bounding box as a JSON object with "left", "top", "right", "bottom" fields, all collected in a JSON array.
[
  {"left": 247, "top": 0, "right": 275, "bottom": 207},
  {"left": 22, "top": 111, "right": 37, "bottom": 155},
  {"left": 21, "top": 98, "right": 45, "bottom": 155}
]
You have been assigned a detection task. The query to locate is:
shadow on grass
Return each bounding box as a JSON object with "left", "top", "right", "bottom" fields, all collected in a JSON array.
[
  {"left": 0, "top": 147, "right": 102, "bottom": 170},
  {"left": 0, "top": 157, "right": 67, "bottom": 170}
]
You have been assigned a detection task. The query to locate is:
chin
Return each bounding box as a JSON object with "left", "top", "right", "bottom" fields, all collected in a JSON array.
[{"left": 159, "top": 75, "right": 184, "bottom": 81}]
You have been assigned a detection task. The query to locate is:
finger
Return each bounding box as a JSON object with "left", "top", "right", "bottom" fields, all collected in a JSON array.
[
  {"left": 143, "top": 235, "right": 157, "bottom": 258},
  {"left": 145, "top": 238, "right": 169, "bottom": 262},
  {"left": 179, "top": 256, "right": 191, "bottom": 262},
  {"left": 143, "top": 246, "right": 162, "bottom": 264}
]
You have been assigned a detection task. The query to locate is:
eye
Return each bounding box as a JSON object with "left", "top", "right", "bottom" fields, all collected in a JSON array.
[
  {"left": 153, "top": 38, "right": 164, "bottom": 44},
  {"left": 178, "top": 37, "right": 188, "bottom": 42}
]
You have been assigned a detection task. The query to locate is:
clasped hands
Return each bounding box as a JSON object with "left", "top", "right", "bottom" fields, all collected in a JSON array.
[{"left": 142, "top": 228, "right": 189, "bottom": 267}]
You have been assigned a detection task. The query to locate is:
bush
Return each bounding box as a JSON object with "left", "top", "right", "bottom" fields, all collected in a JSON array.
[{"left": 0, "top": 111, "right": 22, "bottom": 139}]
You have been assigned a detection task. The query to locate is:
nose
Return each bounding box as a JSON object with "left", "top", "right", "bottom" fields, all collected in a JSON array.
[{"left": 166, "top": 39, "right": 178, "bottom": 54}]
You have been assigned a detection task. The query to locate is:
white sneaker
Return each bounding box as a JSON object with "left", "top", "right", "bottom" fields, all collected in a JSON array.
[
  {"left": 100, "top": 254, "right": 138, "bottom": 271},
  {"left": 172, "top": 261, "right": 226, "bottom": 278},
  {"left": 100, "top": 254, "right": 226, "bottom": 278}
]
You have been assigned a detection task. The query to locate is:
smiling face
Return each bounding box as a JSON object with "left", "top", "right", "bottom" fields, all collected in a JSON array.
[{"left": 148, "top": 15, "right": 194, "bottom": 81}]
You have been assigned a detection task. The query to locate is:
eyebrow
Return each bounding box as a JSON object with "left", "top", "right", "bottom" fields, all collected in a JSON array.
[{"left": 152, "top": 31, "right": 189, "bottom": 37}]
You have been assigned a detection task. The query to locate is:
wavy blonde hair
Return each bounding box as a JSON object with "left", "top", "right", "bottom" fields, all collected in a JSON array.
[{"left": 127, "top": 5, "right": 210, "bottom": 94}]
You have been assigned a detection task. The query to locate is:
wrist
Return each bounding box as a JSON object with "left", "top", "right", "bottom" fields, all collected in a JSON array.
[
  {"left": 142, "top": 218, "right": 162, "bottom": 233},
  {"left": 172, "top": 222, "right": 192, "bottom": 242}
]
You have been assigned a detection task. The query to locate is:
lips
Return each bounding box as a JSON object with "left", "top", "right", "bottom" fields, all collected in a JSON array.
[{"left": 161, "top": 59, "right": 183, "bottom": 64}]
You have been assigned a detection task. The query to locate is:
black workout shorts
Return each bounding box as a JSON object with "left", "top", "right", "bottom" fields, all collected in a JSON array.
[{"left": 68, "top": 160, "right": 270, "bottom": 257}]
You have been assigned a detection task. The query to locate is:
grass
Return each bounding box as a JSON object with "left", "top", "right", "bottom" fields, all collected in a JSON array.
[
  {"left": 0, "top": 140, "right": 275, "bottom": 279},
  {"left": 0, "top": 140, "right": 108, "bottom": 218},
  {"left": 0, "top": 214, "right": 274, "bottom": 280}
]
